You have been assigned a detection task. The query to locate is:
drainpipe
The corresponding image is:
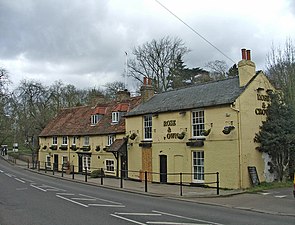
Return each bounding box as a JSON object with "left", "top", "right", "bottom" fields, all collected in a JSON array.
[{"left": 230, "top": 102, "right": 242, "bottom": 189}]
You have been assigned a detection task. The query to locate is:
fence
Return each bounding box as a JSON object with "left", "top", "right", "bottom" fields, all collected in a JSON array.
[
  {"left": 7, "top": 156, "right": 220, "bottom": 196},
  {"left": 34, "top": 160, "right": 220, "bottom": 196}
]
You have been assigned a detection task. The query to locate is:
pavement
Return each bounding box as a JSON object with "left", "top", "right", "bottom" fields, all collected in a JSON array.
[{"left": 1, "top": 154, "right": 295, "bottom": 217}]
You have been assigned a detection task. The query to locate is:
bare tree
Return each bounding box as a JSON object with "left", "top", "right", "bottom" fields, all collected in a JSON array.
[
  {"left": 266, "top": 39, "right": 295, "bottom": 108},
  {"left": 205, "top": 60, "right": 228, "bottom": 80},
  {"left": 104, "top": 81, "right": 125, "bottom": 99},
  {"left": 128, "top": 36, "right": 189, "bottom": 92}
]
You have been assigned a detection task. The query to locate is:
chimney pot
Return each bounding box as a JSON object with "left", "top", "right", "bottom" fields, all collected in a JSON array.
[
  {"left": 246, "top": 50, "right": 251, "bottom": 60},
  {"left": 241, "top": 48, "right": 246, "bottom": 60},
  {"left": 147, "top": 78, "right": 152, "bottom": 85}
]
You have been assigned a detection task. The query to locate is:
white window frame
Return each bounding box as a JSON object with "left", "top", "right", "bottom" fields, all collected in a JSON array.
[
  {"left": 52, "top": 136, "right": 57, "bottom": 145},
  {"left": 62, "top": 136, "right": 68, "bottom": 145},
  {"left": 72, "top": 136, "right": 77, "bottom": 145},
  {"left": 144, "top": 115, "right": 152, "bottom": 140},
  {"left": 192, "top": 110, "right": 205, "bottom": 138},
  {"left": 46, "top": 155, "right": 51, "bottom": 169},
  {"left": 62, "top": 156, "right": 68, "bottom": 169},
  {"left": 192, "top": 151, "right": 204, "bottom": 183},
  {"left": 91, "top": 114, "right": 100, "bottom": 125},
  {"left": 82, "top": 155, "right": 91, "bottom": 172},
  {"left": 112, "top": 112, "right": 120, "bottom": 123},
  {"left": 84, "top": 136, "right": 90, "bottom": 146},
  {"left": 107, "top": 135, "right": 115, "bottom": 146},
  {"left": 105, "top": 159, "right": 115, "bottom": 172}
]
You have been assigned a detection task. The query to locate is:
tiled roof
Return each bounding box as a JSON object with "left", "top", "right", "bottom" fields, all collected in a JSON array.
[
  {"left": 39, "top": 97, "right": 141, "bottom": 137},
  {"left": 106, "top": 138, "right": 127, "bottom": 153},
  {"left": 127, "top": 77, "right": 245, "bottom": 116}
]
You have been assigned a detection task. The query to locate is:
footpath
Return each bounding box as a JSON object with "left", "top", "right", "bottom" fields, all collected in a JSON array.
[{"left": 1, "top": 154, "right": 294, "bottom": 217}]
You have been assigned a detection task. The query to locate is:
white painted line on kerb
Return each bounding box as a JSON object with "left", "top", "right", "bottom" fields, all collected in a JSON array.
[
  {"left": 111, "top": 214, "right": 146, "bottom": 225},
  {"left": 15, "top": 178, "right": 25, "bottom": 183},
  {"left": 56, "top": 194, "right": 88, "bottom": 208},
  {"left": 5, "top": 173, "right": 12, "bottom": 177},
  {"left": 30, "top": 184, "right": 47, "bottom": 192},
  {"left": 115, "top": 212, "right": 162, "bottom": 216},
  {"left": 261, "top": 193, "right": 270, "bottom": 195},
  {"left": 153, "top": 210, "right": 224, "bottom": 225}
]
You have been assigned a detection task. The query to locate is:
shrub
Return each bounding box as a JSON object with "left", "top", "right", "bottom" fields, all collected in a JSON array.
[{"left": 90, "top": 169, "right": 104, "bottom": 178}]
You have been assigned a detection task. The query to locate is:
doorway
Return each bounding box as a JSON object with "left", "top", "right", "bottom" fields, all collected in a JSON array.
[{"left": 159, "top": 155, "right": 167, "bottom": 183}]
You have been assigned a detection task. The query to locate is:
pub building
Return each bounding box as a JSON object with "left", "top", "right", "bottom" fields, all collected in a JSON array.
[{"left": 125, "top": 49, "right": 275, "bottom": 189}]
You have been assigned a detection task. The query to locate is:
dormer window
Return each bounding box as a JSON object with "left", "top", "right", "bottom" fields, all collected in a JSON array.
[
  {"left": 91, "top": 114, "right": 102, "bottom": 125},
  {"left": 112, "top": 112, "right": 120, "bottom": 123}
]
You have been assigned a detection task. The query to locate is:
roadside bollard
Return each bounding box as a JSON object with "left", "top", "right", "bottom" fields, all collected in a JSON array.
[
  {"left": 27, "top": 159, "right": 30, "bottom": 169},
  {"left": 120, "top": 170, "right": 123, "bottom": 188},
  {"left": 61, "top": 165, "right": 64, "bottom": 177},
  {"left": 216, "top": 172, "right": 220, "bottom": 195},
  {"left": 293, "top": 173, "right": 295, "bottom": 198},
  {"left": 144, "top": 171, "right": 148, "bottom": 192},
  {"left": 85, "top": 167, "right": 87, "bottom": 182},
  {"left": 45, "top": 162, "right": 47, "bottom": 173},
  {"left": 180, "top": 172, "right": 183, "bottom": 196},
  {"left": 38, "top": 161, "right": 40, "bottom": 171},
  {"left": 100, "top": 168, "right": 104, "bottom": 185},
  {"left": 72, "top": 165, "right": 75, "bottom": 179},
  {"left": 52, "top": 163, "right": 55, "bottom": 175}
]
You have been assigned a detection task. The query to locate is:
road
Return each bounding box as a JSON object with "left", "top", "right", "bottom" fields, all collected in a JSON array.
[{"left": 0, "top": 159, "right": 294, "bottom": 225}]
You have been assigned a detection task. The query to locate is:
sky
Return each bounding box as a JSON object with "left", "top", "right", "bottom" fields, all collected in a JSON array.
[{"left": 0, "top": 0, "right": 295, "bottom": 92}]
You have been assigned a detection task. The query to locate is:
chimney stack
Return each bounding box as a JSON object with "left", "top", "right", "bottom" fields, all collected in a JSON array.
[
  {"left": 116, "top": 89, "right": 130, "bottom": 101},
  {"left": 140, "top": 77, "right": 154, "bottom": 103},
  {"left": 238, "top": 48, "right": 256, "bottom": 87}
]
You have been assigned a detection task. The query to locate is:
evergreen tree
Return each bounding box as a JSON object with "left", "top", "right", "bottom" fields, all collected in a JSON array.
[
  {"left": 254, "top": 92, "right": 295, "bottom": 181},
  {"left": 227, "top": 64, "right": 238, "bottom": 77}
]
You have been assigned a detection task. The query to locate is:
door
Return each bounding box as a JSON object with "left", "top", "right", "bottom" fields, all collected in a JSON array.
[
  {"left": 159, "top": 155, "right": 167, "bottom": 183},
  {"left": 53, "top": 154, "right": 58, "bottom": 171}
]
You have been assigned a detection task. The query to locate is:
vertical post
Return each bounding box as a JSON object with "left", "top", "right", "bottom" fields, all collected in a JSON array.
[
  {"left": 100, "top": 168, "right": 104, "bottom": 185},
  {"left": 45, "top": 162, "right": 47, "bottom": 173},
  {"left": 120, "top": 169, "right": 123, "bottom": 188},
  {"left": 27, "top": 159, "right": 30, "bottom": 169},
  {"left": 216, "top": 172, "right": 220, "bottom": 195},
  {"left": 144, "top": 171, "right": 148, "bottom": 192},
  {"left": 85, "top": 167, "right": 87, "bottom": 182},
  {"left": 72, "top": 165, "right": 75, "bottom": 179},
  {"left": 61, "top": 165, "right": 64, "bottom": 177},
  {"left": 180, "top": 172, "right": 183, "bottom": 196},
  {"left": 52, "top": 163, "right": 55, "bottom": 175},
  {"left": 38, "top": 161, "right": 40, "bottom": 171}
]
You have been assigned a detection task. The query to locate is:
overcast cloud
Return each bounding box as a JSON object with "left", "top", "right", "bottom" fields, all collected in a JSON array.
[{"left": 0, "top": 0, "right": 295, "bottom": 91}]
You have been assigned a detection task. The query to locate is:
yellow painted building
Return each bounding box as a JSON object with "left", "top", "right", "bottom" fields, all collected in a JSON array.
[
  {"left": 125, "top": 49, "right": 275, "bottom": 189},
  {"left": 38, "top": 91, "right": 141, "bottom": 177}
]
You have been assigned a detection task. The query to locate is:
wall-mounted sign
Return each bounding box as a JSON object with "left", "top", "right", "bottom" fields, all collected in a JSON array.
[
  {"left": 255, "top": 94, "right": 270, "bottom": 115},
  {"left": 163, "top": 120, "right": 176, "bottom": 127}
]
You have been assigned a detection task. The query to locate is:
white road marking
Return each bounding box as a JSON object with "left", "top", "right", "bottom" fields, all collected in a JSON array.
[
  {"left": 56, "top": 193, "right": 74, "bottom": 196},
  {"left": 275, "top": 195, "right": 287, "bottom": 198},
  {"left": 111, "top": 214, "right": 146, "bottom": 225},
  {"left": 261, "top": 193, "right": 270, "bottom": 195},
  {"left": 5, "top": 173, "right": 12, "bottom": 177},
  {"left": 79, "top": 194, "right": 122, "bottom": 205},
  {"left": 71, "top": 198, "right": 96, "bottom": 201},
  {"left": 147, "top": 222, "right": 206, "bottom": 225},
  {"left": 21, "top": 178, "right": 34, "bottom": 183},
  {"left": 30, "top": 184, "right": 47, "bottom": 192},
  {"left": 16, "top": 188, "right": 28, "bottom": 191},
  {"left": 153, "top": 210, "right": 224, "bottom": 225},
  {"left": 88, "top": 204, "right": 125, "bottom": 207},
  {"left": 15, "top": 178, "right": 25, "bottom": 183},
  {"left": 115, "top": 212, "right": 162, "bottom": 216},
  {"left": 0, "top": 170, "right": 3, "bottom": 173},
  {"left": 56, "top": 194, "right": 88, "bottom": 208}
]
